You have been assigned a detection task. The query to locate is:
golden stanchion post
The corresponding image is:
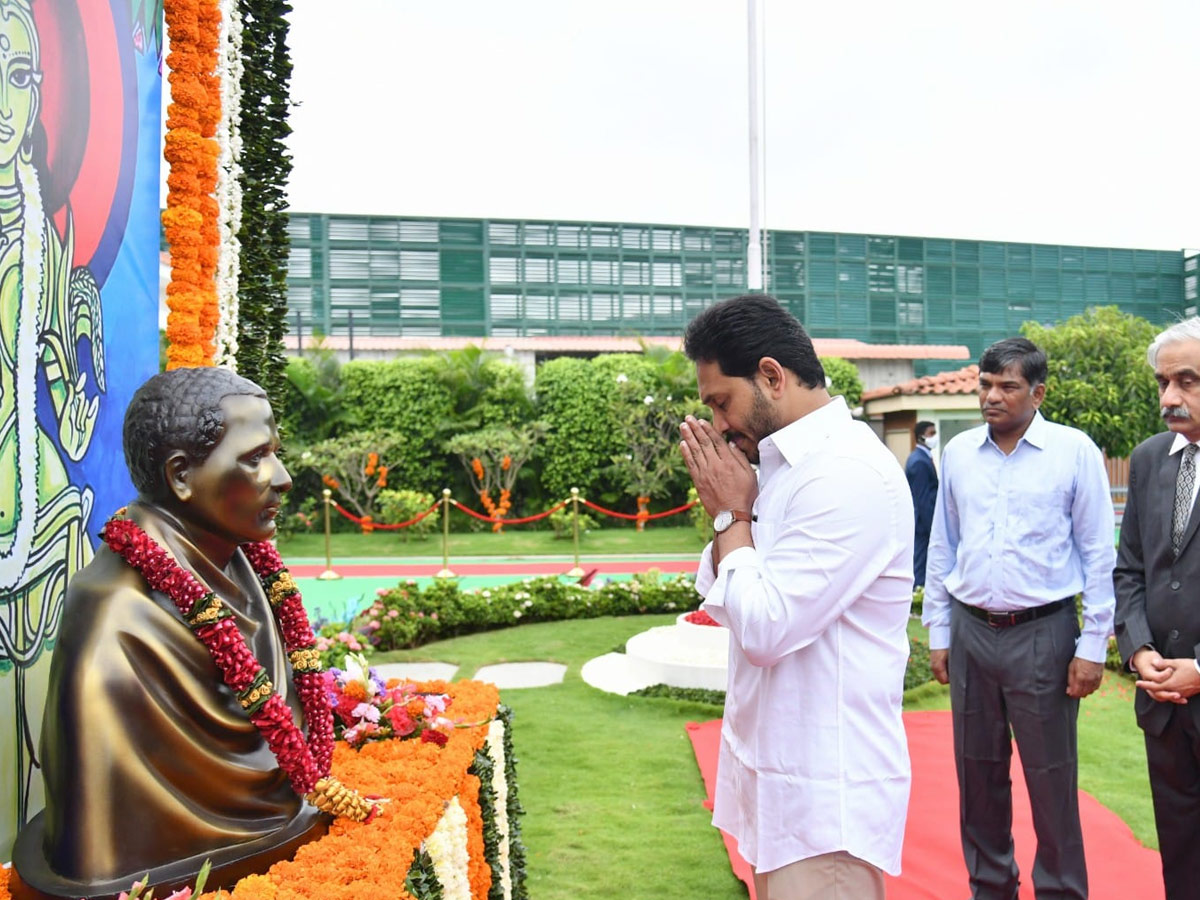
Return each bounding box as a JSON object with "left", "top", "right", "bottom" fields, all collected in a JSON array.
[
  {"left": 317, "top": 488, "right": 342, "bottom": 580},
  {"left": 436, "top": 488, "right": 456, "bottom": 578},
  {"left": 566, "top": 487, "right": 585, "bottom": 577}
]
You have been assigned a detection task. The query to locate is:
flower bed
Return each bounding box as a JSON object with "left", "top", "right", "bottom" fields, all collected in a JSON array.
[
  {"left": 0, "top": 680, "right": 527, "bottom": 900},
  {"left": 318, "top": 571, "right": 700, "bottom": 667}
]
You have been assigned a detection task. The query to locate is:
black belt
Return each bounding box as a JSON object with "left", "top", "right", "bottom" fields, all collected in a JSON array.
[{"left": 956, "top": 596, "right": 1074, "bottom": 628}]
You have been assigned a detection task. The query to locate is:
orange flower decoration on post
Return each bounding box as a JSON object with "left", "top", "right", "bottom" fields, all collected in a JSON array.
[
  {"left": 635, "top": 495, "right": 651, "bottom": 532},
  {"left": 471, "top": 457, "right": 485, "bottom": 480},
  {"left": 163, "top": 0, "right": 223, "bottom": 369}
]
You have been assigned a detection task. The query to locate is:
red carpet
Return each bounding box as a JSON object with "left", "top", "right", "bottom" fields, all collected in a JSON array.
[{"left": 687, "top": 712, "right": 1164, "bottom": 899}]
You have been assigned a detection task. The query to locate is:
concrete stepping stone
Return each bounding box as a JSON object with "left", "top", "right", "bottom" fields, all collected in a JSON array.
[
  {"left": 473, "top": 661, "right": 567, "bottom": 689},
  {"left": 372, "top": 661, "right": 459, "bottom": 682}
]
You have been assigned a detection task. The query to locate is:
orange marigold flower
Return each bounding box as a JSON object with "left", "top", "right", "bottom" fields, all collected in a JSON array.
[
  {"left": 500, "top": 455, "right": 512, "bottom": 471},
  {"left": 471, "top": 457, "right": 485, "bottom": 480}
]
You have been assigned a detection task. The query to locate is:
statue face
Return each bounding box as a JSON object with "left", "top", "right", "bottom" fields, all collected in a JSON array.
[
  {"left": 0, "top": 10, "right": 36, "bottom": 165},
  {"left": 179, "top": 394, "right": 292, "bottom": 544}
]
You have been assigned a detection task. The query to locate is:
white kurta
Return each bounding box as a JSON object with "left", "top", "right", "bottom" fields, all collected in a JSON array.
[{"left": 696, "top": 396, "right": 913, "bottom": 875}]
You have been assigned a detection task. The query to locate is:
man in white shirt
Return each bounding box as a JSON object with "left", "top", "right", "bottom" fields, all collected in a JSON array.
[
  {"left": 924, "top": 337, "right": 1115, "bottom": 900},
  {"left": 679, "top": 294, "right": 913, "bottom": 900}
]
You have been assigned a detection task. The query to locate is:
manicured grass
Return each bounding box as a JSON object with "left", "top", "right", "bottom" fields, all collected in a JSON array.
[
  {"left": 372, "top": 614, "right": 1157, "bottom": 896},
  {"left": 277, "top": 525, "right": 702, "bottom": 560},
  {"left": 375, "top": 615, "right": 744, "bottom": 900}
]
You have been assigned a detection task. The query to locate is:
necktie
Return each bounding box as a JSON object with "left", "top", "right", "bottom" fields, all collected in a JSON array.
[{"left": 1172, "top": 443, "right": 1197, "bottom": 556}]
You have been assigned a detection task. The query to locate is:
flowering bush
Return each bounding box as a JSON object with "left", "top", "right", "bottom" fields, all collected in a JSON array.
[
  {"left": 314, "top": 623, "right": 372, "bottom": 669},
  {"left": 326, "top": 653, "right": 454, "bottom": 748},
  {"left": 354, "top": 571, "right": 700, "bottom": 652}
]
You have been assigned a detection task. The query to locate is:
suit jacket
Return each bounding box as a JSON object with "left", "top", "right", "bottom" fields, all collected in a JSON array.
[
  {"left": 905, "top": 446, "right": 938, "bottom": 538},
  {"left": 1114, "top": 431, "right": 1200, "bottom": 736}
]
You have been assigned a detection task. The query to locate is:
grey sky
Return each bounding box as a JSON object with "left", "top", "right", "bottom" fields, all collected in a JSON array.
[{"left": 268, "top": 2, "right": 1200, "bottom": 251}]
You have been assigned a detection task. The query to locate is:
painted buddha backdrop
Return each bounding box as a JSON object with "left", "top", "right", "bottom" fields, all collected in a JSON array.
[{"left": 0, "top": 0, "right": 162, "bottom": 859}]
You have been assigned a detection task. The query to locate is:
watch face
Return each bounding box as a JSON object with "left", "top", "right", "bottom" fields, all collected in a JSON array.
[{"left": 713, "top": 510, "right": 733, "bottom": 533}]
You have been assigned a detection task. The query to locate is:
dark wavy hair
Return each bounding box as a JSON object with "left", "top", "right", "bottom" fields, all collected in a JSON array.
[
  {"left": 683, "top": 294, "right": 825, "bottom": 388},
  {"left": 979, "top": 337, "right": 1047, "bottom": 388},
  {"left": 123, "top": 367, "right": 267, "bottom": 502}
]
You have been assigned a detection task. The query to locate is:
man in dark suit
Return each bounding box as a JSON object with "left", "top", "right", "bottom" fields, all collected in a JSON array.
[
  {"left": 1114, "top": 317, "right": 1200, "bottom": 900},
  {"left": 905, "top": 420, "right": 938, "bottom": 586}
]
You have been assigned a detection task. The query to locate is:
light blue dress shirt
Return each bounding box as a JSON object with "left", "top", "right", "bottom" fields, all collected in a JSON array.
[{"left": 923, "top": 411, "right": 1116, "bottom": 662}]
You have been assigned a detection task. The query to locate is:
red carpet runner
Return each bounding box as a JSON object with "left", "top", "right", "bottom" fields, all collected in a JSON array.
[{"left": 687, "top": 711, "right": 1163, "bottom": 899}]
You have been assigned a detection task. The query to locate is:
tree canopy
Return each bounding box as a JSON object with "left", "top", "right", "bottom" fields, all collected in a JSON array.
[{"left": 1021, "top": 306, "right": 1163, "bottom": 458}]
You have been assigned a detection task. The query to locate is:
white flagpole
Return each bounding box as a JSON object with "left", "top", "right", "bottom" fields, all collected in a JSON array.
[{"left": 746, "top": 0, "right": 764, "bottom": 292}]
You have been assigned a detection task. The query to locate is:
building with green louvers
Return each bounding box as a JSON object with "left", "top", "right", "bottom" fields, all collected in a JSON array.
[{"left": 284, "top": 213, "right": 1198, "bottom": 365}]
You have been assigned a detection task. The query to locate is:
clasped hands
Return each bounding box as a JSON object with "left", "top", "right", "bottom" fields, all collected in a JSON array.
[
  {"left": 678, "top": 415, "right": 757, "bottom": 518},
  {"left": 1132, "top": 648, "right": 1200, "bottom": 704}
]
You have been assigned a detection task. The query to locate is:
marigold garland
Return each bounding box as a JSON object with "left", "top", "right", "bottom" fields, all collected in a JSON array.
[{"left": 164, "top": 0, "right": 223, "bottom": 368}]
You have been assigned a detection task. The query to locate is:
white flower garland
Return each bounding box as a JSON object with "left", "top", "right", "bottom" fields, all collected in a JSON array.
[
  {"left": 425, "top": 795, "right": 472, "bottom": 900},
  {"left": 0, "top": 156, "right": 45, "bottom": 591},
  {"left": 213, "top": 0, "right": 244, "bottom": 368},
  {"left": 486, "top": 718, "right": 513, "bottom": 900}
]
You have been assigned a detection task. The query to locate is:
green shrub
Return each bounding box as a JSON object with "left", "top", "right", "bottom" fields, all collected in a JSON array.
[
  {"left": 359, "top": 571, "right": 700, "bottom": 650},
  {"left": 905, "top": 635, "right": 933, "bottom": 691},
  {"left": 341, "top": 358, "right": 454, "bottom": 491},
  {"left": 377, "top": 489, "right": 438, "bottom": 541},
  {"left": 548, "top": 506, "right": 599, "bottom": 539}
]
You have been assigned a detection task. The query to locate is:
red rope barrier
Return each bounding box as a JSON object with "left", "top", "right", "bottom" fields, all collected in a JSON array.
[
  {"left": 449, "top": 499, "right": 567, "bottom": 525},
  {"left": 581, "top": 498, "right": 698, "bottom": 521},
  {"left": 332, "top": 501, "right": 440, "bottom": 530}
]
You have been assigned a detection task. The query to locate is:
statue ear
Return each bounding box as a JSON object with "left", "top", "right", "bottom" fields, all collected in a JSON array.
[{"left": 165, "top": 451, "right": 192, "bottom": 503}]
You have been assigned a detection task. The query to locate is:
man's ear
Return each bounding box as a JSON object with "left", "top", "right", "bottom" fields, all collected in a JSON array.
[
  {"left": 1031, "top": 382, "right": 1047, "bottom": 408},
  {"left": 165, "top": 451, "right": 192, "bottom": 503},
  {"left": 757, "top": 357, "right": 788, "bottom": 397}
]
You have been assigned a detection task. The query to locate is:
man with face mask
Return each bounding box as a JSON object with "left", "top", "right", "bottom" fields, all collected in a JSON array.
[
  {"left": 906, "top": 421, "right": 939, "bottom": 587},
  {"left": 679, "top": 294, "right": 913, "bottom": 900},
  {"left": 924, "top": 337, "right": 1115, "bottom": 900}
]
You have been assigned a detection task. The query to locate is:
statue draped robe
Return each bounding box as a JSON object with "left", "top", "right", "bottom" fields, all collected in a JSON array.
[{"left": 11, "top": 503, "right": 327, "bottom": 899}]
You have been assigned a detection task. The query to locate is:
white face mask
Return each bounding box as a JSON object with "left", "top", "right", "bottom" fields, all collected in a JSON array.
[{"left": 923, "top": 434, "right": 939, "bottom": 450}]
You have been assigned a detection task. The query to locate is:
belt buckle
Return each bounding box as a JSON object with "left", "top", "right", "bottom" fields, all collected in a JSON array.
[{"left": 986, "top": 610, "right": 1016, "bottom": 628}]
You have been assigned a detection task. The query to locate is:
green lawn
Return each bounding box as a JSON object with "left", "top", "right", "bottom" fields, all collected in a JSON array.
[
  {"left": 371, "top": 614, "right": 1156, "bottom": 898},
  {"left": 277, "top": 525, "right": 702, "bottom": 560}
]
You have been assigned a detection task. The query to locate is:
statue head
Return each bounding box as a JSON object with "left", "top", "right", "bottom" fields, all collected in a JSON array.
[
  {"left": 124, "top": 367, "right": 291, "bottom": 545},
  {"left": 0, "top": 0, "right": 42, "bottom": 168}
]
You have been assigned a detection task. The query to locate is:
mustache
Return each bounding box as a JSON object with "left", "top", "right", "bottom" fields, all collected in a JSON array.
[{"left": 1162, "top": 406, "right": 1190, "bottom": 419}]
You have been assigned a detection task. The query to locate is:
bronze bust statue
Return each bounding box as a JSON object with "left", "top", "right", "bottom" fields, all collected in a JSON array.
[{"left": 11, "top": 368, "right": 329, "bottom": 899}]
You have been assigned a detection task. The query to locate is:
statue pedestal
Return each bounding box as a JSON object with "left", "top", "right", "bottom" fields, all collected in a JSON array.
[{"left": 9, "top": 806, "right": 328, "bottom": 900}]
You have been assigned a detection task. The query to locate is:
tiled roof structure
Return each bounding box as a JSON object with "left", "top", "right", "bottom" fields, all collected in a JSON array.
[{"left": 862, "top": 364, "right": 980, "bottom": 402}]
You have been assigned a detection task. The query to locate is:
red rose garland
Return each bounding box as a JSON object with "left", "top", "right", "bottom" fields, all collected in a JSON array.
[{"left": 102, "top": 515, "right": 375, "bottom": 821}]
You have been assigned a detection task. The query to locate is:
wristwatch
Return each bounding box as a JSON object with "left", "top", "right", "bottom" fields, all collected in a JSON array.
[{"left": 713, "top": 509, "right": 752, "bottom": 534}]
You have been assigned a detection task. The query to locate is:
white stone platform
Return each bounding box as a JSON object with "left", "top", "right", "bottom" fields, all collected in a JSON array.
[
  {"left": 474, "top": 662, "right": 567, "bottom": 688},
  {"left": 582, "top": 613, "right": 729, "bottom": 695},
  {"left": 373, "top": 661, "right": 460, "bottom": 682}
]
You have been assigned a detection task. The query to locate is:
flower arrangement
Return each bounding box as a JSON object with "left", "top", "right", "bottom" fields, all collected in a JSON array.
[
  {"left": 326, "top": 653, "right": 454, "bottom": 748},
  {"left": 0, "top": 692, "right": 530, "bottom": 900},
  {"left": 118, "top": 861, "right": 211, "bottom": 900}
]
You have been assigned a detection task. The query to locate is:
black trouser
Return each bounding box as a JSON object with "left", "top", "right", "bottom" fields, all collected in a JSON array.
[
  {"left": 949, "top": 599, "right": 1086, "bottom": 900},
  {"left": 1145, "top": 704, "right": 1200, "bottom": 900}
]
